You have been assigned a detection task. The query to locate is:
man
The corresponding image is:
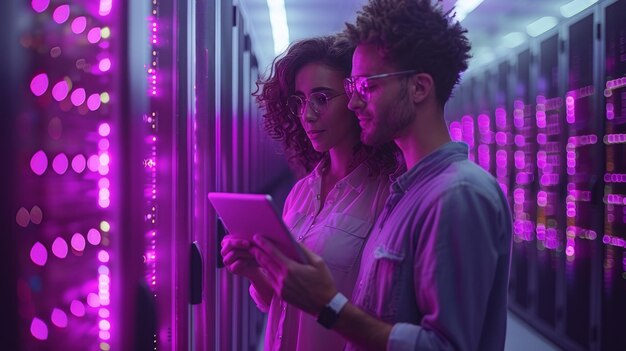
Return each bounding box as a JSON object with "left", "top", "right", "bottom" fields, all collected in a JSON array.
[{"left": 251, "top": 0, "right": 513, "bottom": 350}]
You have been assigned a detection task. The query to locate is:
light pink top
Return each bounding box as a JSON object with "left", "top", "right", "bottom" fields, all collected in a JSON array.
[{"left": 249, "top": 162, "right": 390, "bottom": 351}]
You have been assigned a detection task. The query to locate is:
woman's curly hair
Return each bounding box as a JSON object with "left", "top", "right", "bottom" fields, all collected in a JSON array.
[
  {"left": 344, "top": 0, "right": 472, "bottom": 106},
  {"left": 254, "top": 34, "right": 402, "bottom": 178}
]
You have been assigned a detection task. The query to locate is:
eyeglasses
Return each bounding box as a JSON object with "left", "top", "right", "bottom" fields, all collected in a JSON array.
[
  {"left": 287, "top": 91, "right": 345, "bottom": 117},
  {"left": 343, "top": 70, "right": 419, "bottom": 102}
]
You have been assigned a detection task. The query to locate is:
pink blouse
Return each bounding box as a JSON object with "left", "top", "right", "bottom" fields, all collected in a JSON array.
[{"left": 249, "top": 162, "right": 390, "bottom": 351}]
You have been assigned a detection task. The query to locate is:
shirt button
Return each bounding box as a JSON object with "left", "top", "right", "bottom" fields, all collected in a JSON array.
[
  {"left": 297, "top": 235, "right": 303, "bottom": 241},
  {"left": 278, "top": 335, "right": 282, "bottom": 339}
]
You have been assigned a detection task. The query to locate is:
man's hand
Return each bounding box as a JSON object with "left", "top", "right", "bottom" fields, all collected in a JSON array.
[{"left": 250, "top": 234, "right": 337, "bottom": 315}]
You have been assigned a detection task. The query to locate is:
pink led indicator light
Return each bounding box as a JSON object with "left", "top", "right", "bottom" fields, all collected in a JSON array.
[
  {"left": 52, "top": 80, "right": 69, "bottom": 101},
  {"left": 52, "top": 5, "right": 70, "bottom": 24},
  {"left": 30, "top": 73, "right": 49, "bottom": 97},
  {"left": 87, "top": 155, "right": 100, "bottom": 172},
  {"left": 30, "top": 242, "right": 48, "bottom": 266},
  {"left": 98, "top": 139, "right": 111, "bottom": 150},
  {"left": 99, "top": 123, "right": 111, "bottom": 136},
  {"left": 71, "top": 233, "right": 86, "bottom": 252},
  {"left": 52, "top": 237, "right": 68, "bottom": 258},
  {"left": 87, "top": 94, "right": 101, "bottom": 111},
  {"left": 70, "top": 300, "right": 85, "bottom": 317},
  {"left": 99, "top": 58, "right": 112, "bottom": 72},
  {"left": 31, "top": 0, "right": 50, "bottom": 13},
  {"left": 87, "top": 28, "right": 102, "bottom": 43},
  {"left": 99, "top": 0, "right": 113, "bottom": 16},
  {"left": 30, "top": 151, "right": 48, "bottom": 175},
  {"left": 16, "top": 207, "right": 30, "bottom": 228},
  {"left": 99, "top": 320, "right": 111, "bottom": 331},
  {"left": 52, "top": 153, "right": 69, "bottom": 174},
  {"left": 100, "top": 331, "right": 111, "bottom": 340},
  {"left": 71, "top": 16, "right": 87, "bottom": 34},
  {"left": 51, "top": 308, "right": 68, "bottom": 328},
  {"left": 70, "top": 88, "right": 86, "bottom": 106},
  {"left": 87, "top": 293, "right": 101, "bottom": 308},
  {"left": 30, "top": 318, "right": 48, "bottom": 340},
  {"left": 30, "top": 206, "right": 43, "bottom": 224},
  {"left": 98, "top": 250, "right": 110, "bottom": 263},
  {"left": 72, "top": 154, "right": 87, "bottom": 173},
  {"left": 87, "top": 228, "right": 102, "bottom": 245}
]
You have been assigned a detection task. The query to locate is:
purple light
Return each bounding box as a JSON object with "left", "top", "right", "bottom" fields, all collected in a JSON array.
[
  {"left": 99, "top": 0, "right": 112, "bottom": 16},
  {"left": 99, "top": 153, "right": 110, "bottom": 166},
  {"left": 31, "top": 0, "right": 50, "bottom": 13},
  {"left": 16, "top": 207, "right": 30, "bottom": 228},
  {"left": 52, "top": 5, "right": 70, "bottom": 24},
  {"left": 70, "top": 88, "right": 86, "bottom": 106},
  {"left": 98, "top": 198, "right": 110, "bottom": 209},
  {"left": 70, "top": 300, "right": 85, "bottom": 317},
  {"left": 98, "top": 139, "right": 110, "bottom": 150},
  {"left": 87, "top": 228, "right": 102, "bottom": 245},
  {"left": 566, "top": 246, "right": 575, "bottom": 257},
  {"left": 30, "top": 318, "right": 48, "bottom": 340},
  {"left": 51, "top": 308, "right": 68, "bottom": 328},
  {"left": 87, "top": 155, "right": 100, "bottom": 172},
  {"left": 98, "top": 58, "right": 111, "bottom": 72},
  {"left": 30, "top": 242, "right": 48, "bottom": 266},
  {"left": 99, "top": 320, "right": 111, "bottom": 331},
  {"left": 30, "top": 206, "right": 43, "bottom": 224},
  {"left": 98, "top": 308, "right": 110, "bottom": 318},
  {"left": 87, "top": 94, "right": 101, "bottom": 111},
  {"left": 100, "top": 331, "right": 111, "bottom": 340},
  {"left": 30, "top": 73, "right": 49, "bottom": 97},
  {"left": 98, "top": 250, "right": 110, "bottom": 263},
  {"left": 71, "top": 233, "right": 86, "bottom": 252},
  {"left": 52, "top": 80, "right": 69, "bottom": 101},
  {"left": 52, "top": 153, "right": 69, "bottom": 174},
  {"left": 71, "top": 154, "right": 87, "bottom": 173},
  {"left": 98, "top": 123, "right": 111, "bottom": 136},
  {"left": 51, "top": 237, "right": 68, "bottom": 258},
  {"left": 98, "top": 178, "right": 110, "bottom": 188},
  {"left": 87, "top": 293, "right": 101, "bottom": 308},
  {"left": 87, "top": 27, "right": 102, "bottom": 44},
  {"left": 71, "top": 16, "right": 87, "bottom": 34}
]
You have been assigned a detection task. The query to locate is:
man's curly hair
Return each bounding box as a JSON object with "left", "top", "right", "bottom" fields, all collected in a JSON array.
[
  {"left": 344, "top": 0, "right": 472, "bottom": 106},
  {"left": 254, "top": 34, "right": 402, "bottom": 177}
]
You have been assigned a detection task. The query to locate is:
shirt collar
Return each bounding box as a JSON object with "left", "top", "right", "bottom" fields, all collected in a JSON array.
[
  {"left": 308, "top": 160, "right": 370, "bottom": 192},
  {"left": 392, "top": 142, "right": 469, "bottom": 193}
]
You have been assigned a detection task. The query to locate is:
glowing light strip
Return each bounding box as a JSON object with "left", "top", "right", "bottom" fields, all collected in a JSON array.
[
  {"left": 526, "top": 16, "right": 558, "bottom": 38},
  {"left": 560, "top": 0, "right": 598, "bottom": 18},
  {"left": 454, "top": 0, "right": 485, "bottom": 22},
  {"left": 266, "top": 0, "right": 289, "bottom": 55}
]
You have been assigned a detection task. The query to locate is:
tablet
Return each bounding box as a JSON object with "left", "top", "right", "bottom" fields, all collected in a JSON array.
[{"left": 208, "top": 192, "right": 307, "bottom": 263}]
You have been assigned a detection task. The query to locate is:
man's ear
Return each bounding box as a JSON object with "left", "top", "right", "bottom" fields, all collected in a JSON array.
[{"left": 408, "top": 73, "right": 434, "bottom": 104}]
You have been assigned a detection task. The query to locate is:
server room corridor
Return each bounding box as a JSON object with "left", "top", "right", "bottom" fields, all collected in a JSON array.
[{"left": 1, "top": 0, "right": 625, "bottom": 350}]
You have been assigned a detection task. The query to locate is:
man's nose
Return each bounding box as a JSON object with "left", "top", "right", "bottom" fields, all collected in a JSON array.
[{"left": 347, "top": 92, "right": 365, "bottom": 112}]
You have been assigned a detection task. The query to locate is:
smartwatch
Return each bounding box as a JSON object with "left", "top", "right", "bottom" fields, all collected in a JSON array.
[{"left": 317, "top": 292, "right": 348, "bottom": 329}]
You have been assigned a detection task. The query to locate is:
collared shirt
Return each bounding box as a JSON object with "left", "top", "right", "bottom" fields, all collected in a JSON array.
[
  {"left": 349, "top": 142, "right": 512, "bottom": 351},
  {"left": 250, "top": 161, "right": 391, "bottom": 351}
]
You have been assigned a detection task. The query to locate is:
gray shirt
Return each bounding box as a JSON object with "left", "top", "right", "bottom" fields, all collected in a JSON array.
[{"left": 349, "top": 142, "right": 512, "bottom": 351}]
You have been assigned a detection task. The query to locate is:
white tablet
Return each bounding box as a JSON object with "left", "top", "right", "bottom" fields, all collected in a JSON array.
[{"left": 208, "top": 192, "right": 307, "bottom": 263}]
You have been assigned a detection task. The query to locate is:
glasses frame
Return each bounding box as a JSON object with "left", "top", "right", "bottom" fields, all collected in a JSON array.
[
  {"left": 286, "top": 91, "right": 346, "bottom": 117},
  {"left": 343, "top": 69, "right": 419, "bottom": 102}
]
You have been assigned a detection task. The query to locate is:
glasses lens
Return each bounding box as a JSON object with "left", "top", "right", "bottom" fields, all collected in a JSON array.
[
  {"left": 343, "top": 78, "right": 354, "bottom": 97},
  {"left": 355, "top": 78, "right": 368, "bottom": 101},
  {"left": 287, "top": 96, "right": 303, "bottom": 116},
  {"left": 310, "top": 92, "right": 328, "bottom": 115}
]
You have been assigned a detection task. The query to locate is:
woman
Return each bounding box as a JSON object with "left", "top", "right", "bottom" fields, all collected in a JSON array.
[{"left": 220, "top": 34, "right": 401, "bottom": 351}]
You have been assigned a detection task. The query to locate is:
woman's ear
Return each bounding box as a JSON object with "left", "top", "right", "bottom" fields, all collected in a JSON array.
[{"left": 408, "top": 73, "right": 434, "bottom": 104}]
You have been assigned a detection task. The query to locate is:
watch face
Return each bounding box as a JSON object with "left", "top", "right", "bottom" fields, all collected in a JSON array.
[{"left": 317, "top": 305, "right": 339, "bottom": 329}]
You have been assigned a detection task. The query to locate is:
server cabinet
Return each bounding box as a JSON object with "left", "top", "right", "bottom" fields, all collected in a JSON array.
[
  {"left": 3, "top": 1, "right": 146, "bottom": 349},
  {"left": 601, "top": 0, "right": 626, "bottom": 349},
  {"left": 533, "top": 32, "right": 565, "bottom": 330},
  {"left": 563, "top": 11, "right": 603, "bottom": 350},
  {"left": 495, "top": 61, "right": 515, "bottom": 203}
]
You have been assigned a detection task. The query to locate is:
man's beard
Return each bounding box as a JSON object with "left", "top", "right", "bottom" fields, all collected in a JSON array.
[{"left": 361, "top": 82, "right": 415, "bottom": 146}]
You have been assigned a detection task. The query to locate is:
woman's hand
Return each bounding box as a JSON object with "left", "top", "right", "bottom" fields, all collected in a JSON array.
[{"left": 220, "top": 235, "right": 259, "bottom": 278}]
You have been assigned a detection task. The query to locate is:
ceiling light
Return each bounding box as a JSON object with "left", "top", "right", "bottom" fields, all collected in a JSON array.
[
  {"left": 560, "top": 0, "right": 598, "bottom": 18},
  {"left": 454, "top": 0, "right": 486, "bottom": 22},
  {"left": 502, "top": 32, "right": 527, "bottom": 48},
  {"left": 526, "top": 16, "right": 558, "bottom": 37},
  {"left": 267, "top": 0, "right": 290, "bottom": 55}
]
